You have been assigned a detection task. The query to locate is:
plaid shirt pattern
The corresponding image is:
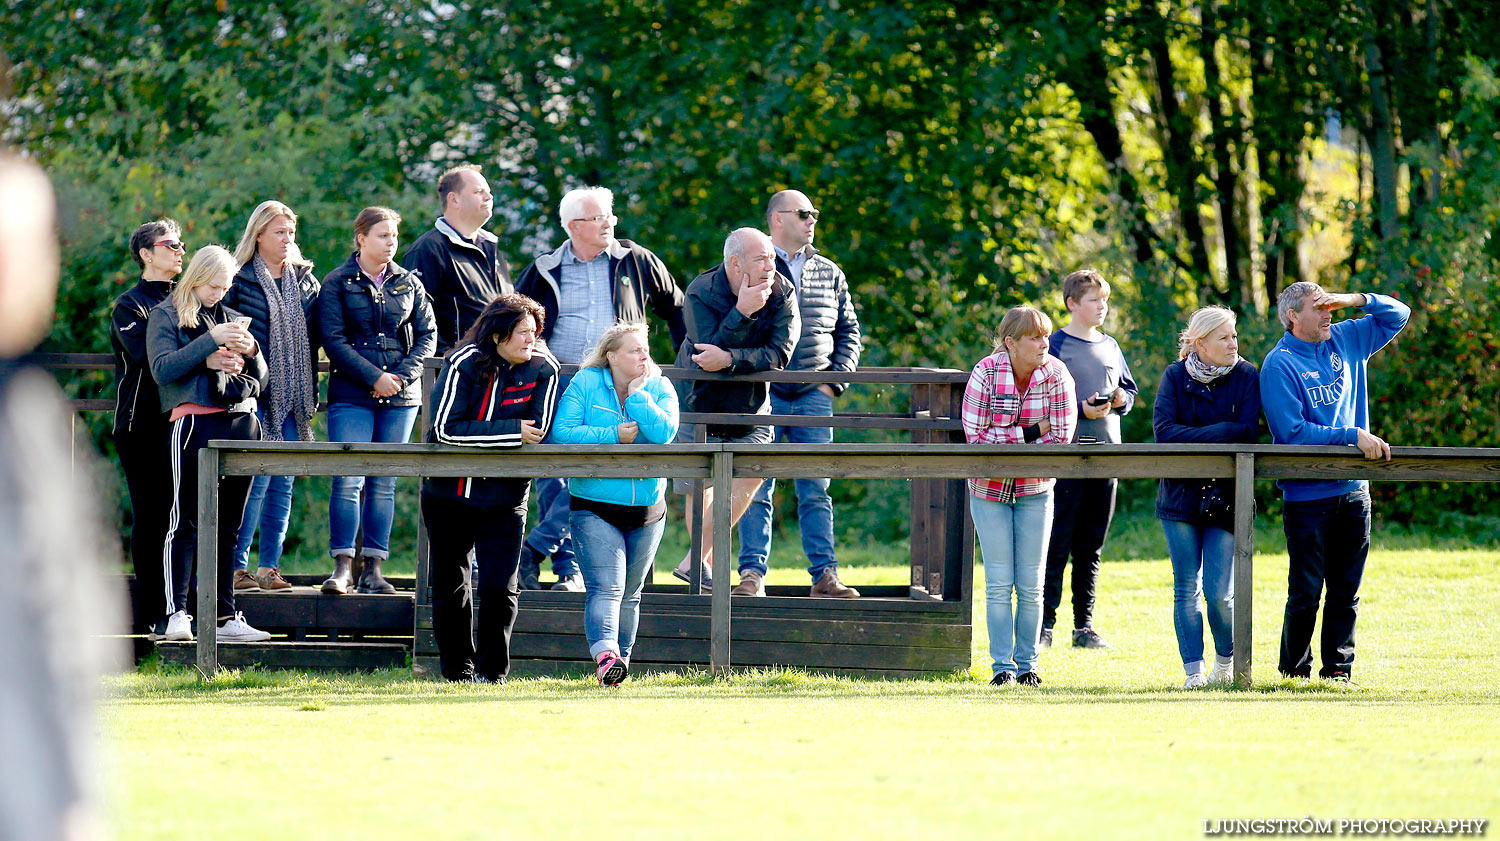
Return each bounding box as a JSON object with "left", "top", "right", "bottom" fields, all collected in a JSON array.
[{"left": 962, "top": 351, "right": 1078, "bottom": 502}]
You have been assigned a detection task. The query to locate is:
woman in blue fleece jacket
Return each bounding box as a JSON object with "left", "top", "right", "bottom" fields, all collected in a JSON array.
[{"left": 550, "top": 322, "right": 678, "bottom": 685}]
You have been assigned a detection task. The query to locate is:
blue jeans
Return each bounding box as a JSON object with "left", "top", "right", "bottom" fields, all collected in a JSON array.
[
  {"left": 524, "top": 373, "right": 578, "bottom": 577},
  {"left": 736, "top": 389, "right": 836, "bottom": 580},
  {"left": 1162, "top": 518, "right": 1234, "bottom": 675},
  {"left": 526, "top": 478, "right": 579, "bottom": 577},
  {"left": 326, "top": 402, "right": 419, "bottom": 560},
  {"left": 232, "top": 412, "right": 299, "bottom": 571},
  {"left": 970, "top": 490, "right": 1053, "bottom": 677},
  {"left": 570, "top": 509, "right": 666, "bottom": 661}
]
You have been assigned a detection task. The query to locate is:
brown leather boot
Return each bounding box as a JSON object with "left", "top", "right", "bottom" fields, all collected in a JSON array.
[
  {"left": 321, "top": 554, "right": 354, "bottom": 594},
  {"left": 810, "top": 569, "right": 860, "bottom": 599},
  {"left": 357, "top": 556, "right": 396, "bottom": 594}
]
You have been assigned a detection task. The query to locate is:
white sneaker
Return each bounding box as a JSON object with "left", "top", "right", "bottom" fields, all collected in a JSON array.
[
  {"left": 163, "top": 611, "right": 195, "bottom": 642},
  {"left": 1208, "top": 658, "right": 1234, "bottom": 685},
  {"left": 1183, "top": 672, "right": 1208, "bottom": 689},
  {"left": 217, "top": 611, "right": 271, "bottom": 642}
]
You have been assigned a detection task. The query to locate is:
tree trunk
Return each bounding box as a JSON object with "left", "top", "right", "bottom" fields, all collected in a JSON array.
[
  {"left": 1141, "top": 0, "right": 1213, "bottom": 283},
  {"left": 1199, "top": 1, "right": 1243, "bottom": 309}
]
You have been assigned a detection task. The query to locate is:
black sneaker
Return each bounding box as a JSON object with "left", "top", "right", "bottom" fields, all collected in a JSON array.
[
  {"left": 1038, "top": 628, "right": 1053, "bottom": 649},
  {"left": 1072, "top": 627, "right": 1110, "bottom": 649},
  {"left": 1322, "top": 670, "right": 1352, "bottom": 684},
  {"left": 990, "top": 671, "right": 1016, "bottom": 686},
  {"left": 1016, "top": 671, "right": 1043, "bottom": 687},
  {"left": 519, "top": 548, "right": 544, "bottom": 591}
]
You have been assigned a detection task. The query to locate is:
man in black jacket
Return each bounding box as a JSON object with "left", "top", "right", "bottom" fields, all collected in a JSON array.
[
  {"left": 669, "top": 227, "right": 799, "bottom": 592},
  {"left": 734, "top": 190, "right": 863, "bottom": 598},
  {"left": 402, "top": 165, "right": 513, "bottom": 355},
  {"left": 514, "top": 186, "right": 686, "bottom": 591},
  {"left": 111, "top": 219, "right": 183, "bottom": 633}
]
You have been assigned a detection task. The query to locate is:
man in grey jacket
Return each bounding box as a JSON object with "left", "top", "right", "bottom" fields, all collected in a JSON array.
[{"left": 734, "top": 190, "right": 863, "bottom": 598}]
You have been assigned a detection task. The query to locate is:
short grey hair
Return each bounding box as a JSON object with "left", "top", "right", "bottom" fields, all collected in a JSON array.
[
  {"left": 558, "top": 186, "right": 613, "bottom": 232},
  {"left": 1277, "top": 281, "right": 1322, "bottom": 330},
  {"left": 723, "top": 227, "right": 770, "bottom": 265}
]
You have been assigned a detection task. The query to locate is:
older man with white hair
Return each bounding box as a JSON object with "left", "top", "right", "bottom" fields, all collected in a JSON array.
[
  {"left": 1260, "top": 281, "right": 1410, "bottom": 683},
  {"left": 515, "top": 186, "right": 686, "bottom": 590},
  {"left": 668, "top": 227, "right": 800, "bottom": 592}
]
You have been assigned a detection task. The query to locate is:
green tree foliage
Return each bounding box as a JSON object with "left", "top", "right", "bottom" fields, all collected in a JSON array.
[{"left": 3, "top": 0, "right": 1497, "bottom": 551}]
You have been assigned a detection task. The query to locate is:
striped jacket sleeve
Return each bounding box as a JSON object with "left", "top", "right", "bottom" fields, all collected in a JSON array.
[
  {"left": 528, "top": 349, "right": 561, "bottom": 441},
  {"left": 431, "top": 346, "right": 523, "bottom": 447}
]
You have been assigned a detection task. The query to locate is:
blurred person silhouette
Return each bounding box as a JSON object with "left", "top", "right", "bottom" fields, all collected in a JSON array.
[{"left": 0, "top": 156, "right": 126, "bottom": 840}]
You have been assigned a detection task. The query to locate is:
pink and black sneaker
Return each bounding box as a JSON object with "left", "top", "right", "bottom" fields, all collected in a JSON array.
[{"left": 596, "top": 651, "right": 628, "bottom": 687}]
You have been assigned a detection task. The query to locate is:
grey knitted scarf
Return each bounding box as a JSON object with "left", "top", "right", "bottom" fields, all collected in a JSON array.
[{"left": 252, "top": 255, "right": 315, "bottom": 441}]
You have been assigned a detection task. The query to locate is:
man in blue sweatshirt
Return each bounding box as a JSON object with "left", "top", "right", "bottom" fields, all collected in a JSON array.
[{"left": 1261, "top": 281, "right": 1410, "bottom": 681}]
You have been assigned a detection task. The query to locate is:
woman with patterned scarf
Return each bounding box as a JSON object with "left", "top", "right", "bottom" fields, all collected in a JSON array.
[
  {"left": 1152, "top": 306, "right": 1261, "bottom": 689},
  {"left": 224, "top": 200, "right": 321, "bottom": 595}
]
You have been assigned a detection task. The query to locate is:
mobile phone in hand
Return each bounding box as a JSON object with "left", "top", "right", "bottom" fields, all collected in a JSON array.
[
  {"left": 232, "top": 316, "right": 252, "bottom": 328},
  {"left": 1087, "top": 394, "right": 1111, "bottom": 407}
]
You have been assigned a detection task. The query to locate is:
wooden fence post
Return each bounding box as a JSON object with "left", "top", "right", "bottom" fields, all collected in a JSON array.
[
  {"left": 196, "top": 446, "right": 221, "bottom": 677},
  {"left": 709, "top": 449, "right": 733, "bottom": 674},
  {"left": 1232, "top": 452, "right": 1255, "bottom": 686}
]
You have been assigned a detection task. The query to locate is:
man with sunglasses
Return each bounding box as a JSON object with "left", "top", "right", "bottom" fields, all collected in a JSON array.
[
  {"left": 733, "top": 190, "right": 863, "bottom": 599},
  {"left": 110, "top": 221, "right": 186, "bottom": 637},
  {"left": 515, "top": 186, "right": 686, "bottom": 591}
]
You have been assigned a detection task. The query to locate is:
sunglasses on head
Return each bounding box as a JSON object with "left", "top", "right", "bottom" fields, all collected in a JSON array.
[
  {"left": 776, "top": 209, "right": 820, "bottom": 221},
  {"left": 154, "top": 240, "right": 186, "bottom": 252}
]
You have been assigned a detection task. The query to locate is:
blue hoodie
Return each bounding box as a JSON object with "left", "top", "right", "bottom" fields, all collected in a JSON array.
[
  {"left": 549, "top": 365, "right": 679, "bottom": 507},
  {"left": 1260, "top": 293, "right": 1410, "bottom": 501}
]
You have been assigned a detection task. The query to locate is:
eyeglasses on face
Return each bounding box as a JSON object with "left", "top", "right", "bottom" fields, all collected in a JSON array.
[
  {"left": 154, "top": 240, "right": 186, "bottom": 252},
  {"left": 570, "top": 214, "right": 616, "bottom": 225},
  {"left": 776, "top": 209, "right": 820, "bottom": 221}
]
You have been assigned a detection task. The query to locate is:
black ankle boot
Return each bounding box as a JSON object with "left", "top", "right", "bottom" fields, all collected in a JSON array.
[{"left": 357, "top": 556, "right": 396, "bottom": 594}]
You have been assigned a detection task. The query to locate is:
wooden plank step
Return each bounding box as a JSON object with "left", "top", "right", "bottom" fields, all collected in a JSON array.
[
  {"left": 155, "top": 640, "right": 408, "bottom": 671},
  {"left": 236, "top": 590, "right": 413, "bottom": 631}
]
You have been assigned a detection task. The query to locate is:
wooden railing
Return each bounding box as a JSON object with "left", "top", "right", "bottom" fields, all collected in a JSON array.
[{"left": 188, "top": 441, "right": 1500, "bottom": 681}]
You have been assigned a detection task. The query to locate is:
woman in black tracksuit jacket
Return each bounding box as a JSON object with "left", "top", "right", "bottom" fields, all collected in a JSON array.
[
  {"left": 146, "top": 245, "right": 272, "bottom": 643},
  {"left": 422, "top": 293, "right": 560, "bottom": 682}
]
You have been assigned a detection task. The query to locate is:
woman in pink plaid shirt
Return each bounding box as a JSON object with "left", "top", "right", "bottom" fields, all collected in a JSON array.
[{"left": 963, "top": 306, "right": 1078, "bottom": 687}]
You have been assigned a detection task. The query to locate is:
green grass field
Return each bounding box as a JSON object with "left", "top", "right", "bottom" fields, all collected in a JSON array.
[{"left": 102, "top": 536, "right": 1499, "bottom": 840}]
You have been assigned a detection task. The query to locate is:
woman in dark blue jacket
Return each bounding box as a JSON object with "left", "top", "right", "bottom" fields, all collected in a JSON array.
[
  {"left": 1153, "top": 306, "right": 1260, "bottom": 689},
  {"left": 317, "top": 207, "right": 437, "bottom": 595}
]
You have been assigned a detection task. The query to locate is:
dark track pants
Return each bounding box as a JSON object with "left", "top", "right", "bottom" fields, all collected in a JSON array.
[
  {"left": 1279, "top": 489, "right": 1372, "bottom": 678},
  {"left": 421, "top": 492, "right": 527, "bottom": 681},
  {"left": 164, "top": 412, "right": 259, "bottom": 621},
  {"left": 1042, "top": 477, "right": 1117, "bottom": 631},
  {"left": 116, "top": 424, "right": 173, "bottom": 627}
]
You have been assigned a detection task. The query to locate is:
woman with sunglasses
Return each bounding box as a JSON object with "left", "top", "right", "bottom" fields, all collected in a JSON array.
[
  {"left": 111, "top": 220, "right": 185, "bottom": 637},
  {"left": 317, "top": 207, "right": 436, "bottom": 594},
  {"left": 224, "top": 201, "right": 321, "bottom": 595}
]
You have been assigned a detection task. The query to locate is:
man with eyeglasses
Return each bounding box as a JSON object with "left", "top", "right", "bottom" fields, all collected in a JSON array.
[
  {"left": 402, "top": 164, "right": 513, "bottom": 355},
  {"left": 515, "top": 186, "right": 686, "bottom": 591},
  {"left": 732, "top": 190, "right": 863, "bottom": 598},
  {"left": 110, "top": 220, "right": 186, "bottom": 637}
]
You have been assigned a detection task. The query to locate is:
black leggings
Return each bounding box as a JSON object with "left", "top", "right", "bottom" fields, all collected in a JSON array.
[
  {"left": 164, "top": 412, "right": 259, "bottom": 621},
  {"left": 116, "top": 424, "right": 173, "bottom": 628},
  {"left": 421, "top": 491, "right": 527, "bottom": 681},
  {"left": 1043, "top": 477, "right": 1117, "bottom": 631}
]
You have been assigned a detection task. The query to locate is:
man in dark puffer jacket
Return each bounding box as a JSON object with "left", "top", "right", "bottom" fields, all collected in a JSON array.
[{"left": 734, "top": 190, "right": 863, "bottom": 600}]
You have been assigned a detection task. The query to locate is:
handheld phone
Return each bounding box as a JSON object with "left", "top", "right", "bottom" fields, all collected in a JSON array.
[
  {"left": 232, "top": 316, "right": 252, "bottom": 328},
  {"left": 1086, "top": 393, "right": 1111, "bottom": 407}
]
